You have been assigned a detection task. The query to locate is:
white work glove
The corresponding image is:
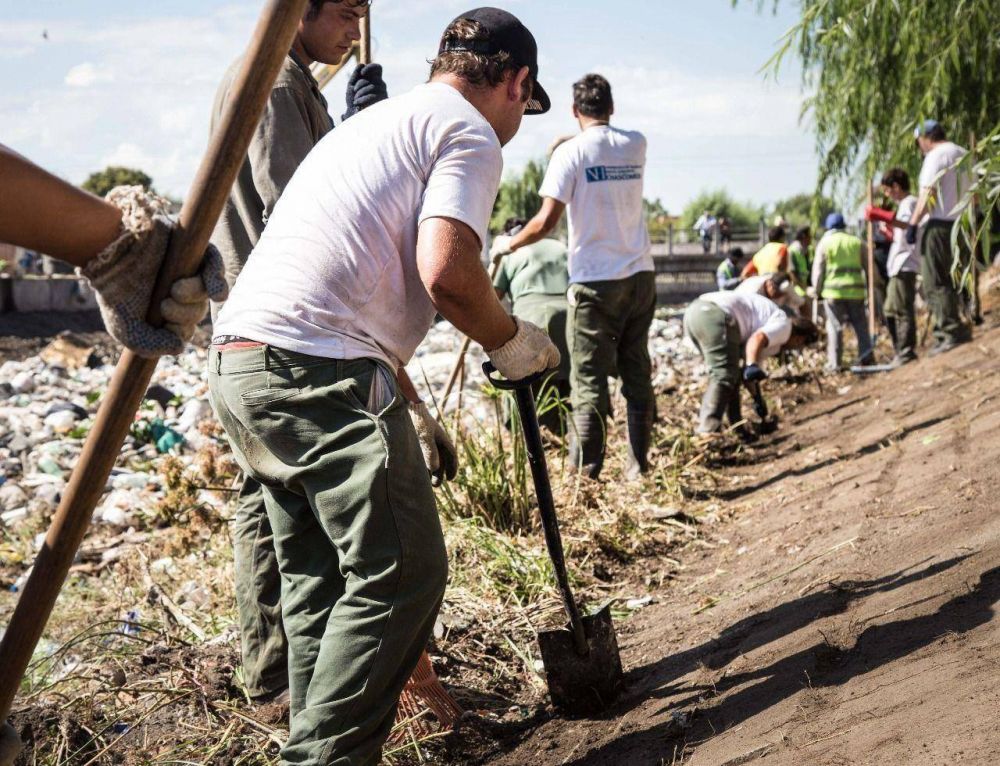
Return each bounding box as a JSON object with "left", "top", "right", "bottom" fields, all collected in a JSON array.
[
  {"left": 80, "top": 186, "right": 229, "bottom": 358},
  {"left": 489, "top": 234, "right": 514, "bottom": 265},
  {"left": 486, "top": 317, "right": 561, "bottom": 382},
  {"left": 409, "top": 402, "right": 458, "bottom": 486},
  {"left": 806, "top": 286, "right": 818, "bottom": 299}
]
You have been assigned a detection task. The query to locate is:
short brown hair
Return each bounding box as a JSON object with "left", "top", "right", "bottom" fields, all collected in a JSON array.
[
  {"left": 430, "top": 18, "right": 531, "bottom": 99},
  {"left": 573, "top": 74, "right": 612, "bottom": 119},
  {"left": 881, "top": 167, "right": 911, "bottom": 192}
]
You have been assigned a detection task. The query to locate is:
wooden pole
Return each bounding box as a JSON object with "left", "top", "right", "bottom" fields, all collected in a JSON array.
[
  {"left": 0, "top": 0, "right": 310, "bottom": 743},
  {"left": 360, "top": 10, "right": 372, "bottom": 65},
  {"left": 969, "top": 131, "right": 982, "bottom": 325},
  {"left": 866, "top": 180, "right": 877, "bottom": 339}
]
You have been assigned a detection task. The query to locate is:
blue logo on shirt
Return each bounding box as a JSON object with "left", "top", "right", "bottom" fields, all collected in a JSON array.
[{"left": 585, "top": 165, "right": 642, "bottom": 183}]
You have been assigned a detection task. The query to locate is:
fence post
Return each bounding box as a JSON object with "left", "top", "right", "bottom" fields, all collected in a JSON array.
[
  {"left": 668, "top": 223, "right": 674, "bottom": 256},
  {"left": 714, "top": 225, "right": 720, "bottom": 256},
  {"left": 758, "top": 220, "right": 766, "bottom": 247}
]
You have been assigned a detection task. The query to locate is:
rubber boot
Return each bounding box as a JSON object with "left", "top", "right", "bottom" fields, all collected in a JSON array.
[
  {"left": 568, "top": 410, "right": 605, "bottom": 479},
  {"left": 625, "top": 405, "right": 654, "bottom": 480},
  {"left": 696, "top": 380, "right": 733, "bottom": 435},
  {"left": 0, "top": 721, "right": 21, "bottom": 766}
]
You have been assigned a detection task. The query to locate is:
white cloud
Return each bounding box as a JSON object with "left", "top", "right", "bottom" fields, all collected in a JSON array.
[{"left": 65, "top": 62, "right": 114, "bottom": 87}]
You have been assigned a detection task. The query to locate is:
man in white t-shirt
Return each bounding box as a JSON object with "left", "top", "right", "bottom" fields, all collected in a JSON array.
[
  {"left": 866, "top": 167, "right": 920, "bottom": 364},
  {"left": 491, "top": 73, "right": 655, "bottom": 479},
  {"left": 907, "top": 119, "right": 971, "bottom": 353},
  {"left": 208, "top": 9, "right": 558, "bottom": 764},
  {"left": 684, "top": 291, "right": 816, "bottom": 434}
]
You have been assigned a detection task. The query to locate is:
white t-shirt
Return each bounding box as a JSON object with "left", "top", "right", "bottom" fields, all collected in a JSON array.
[
  {"left": 888, "top": 195, "right": 919, "bottom": 276},
  {"left": 215, "top": 82, "right": 503, "bottom": 367},
  {"left": 736, "top": 274, "right": 805, "bottom": 310},
  {"left": 700, "top": 291, "right": 791, "bottom": 359},
  {"left": 538, "top": 125, "right": 653, "bottom": 284},
  {"left": 918, "top": 141, "right": 968, "bottom": 222}
]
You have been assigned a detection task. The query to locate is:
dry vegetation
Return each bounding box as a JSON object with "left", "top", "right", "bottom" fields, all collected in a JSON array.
[{"left": 0, "top": 341, "right": 831, "bottom": 765}]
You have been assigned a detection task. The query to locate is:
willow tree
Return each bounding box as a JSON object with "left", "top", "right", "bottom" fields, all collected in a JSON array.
[{"left": 751, "top": 0, "right": 1000, "bottom": 249}]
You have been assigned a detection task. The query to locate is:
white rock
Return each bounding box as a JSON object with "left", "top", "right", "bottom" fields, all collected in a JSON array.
[
  {"left": 10, "top": 372, "right": 35, "bottom": 394},
  {"left": 0, "top": 483, "right": 28, "bottom": 511}
]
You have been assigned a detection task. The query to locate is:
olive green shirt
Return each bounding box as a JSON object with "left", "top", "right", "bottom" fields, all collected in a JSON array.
[
  {"left": 210, "top": 53, "right": 333, "bottom": 298},
  {"left": 493, "top": 239, "right": 570, "bottom": 301}
]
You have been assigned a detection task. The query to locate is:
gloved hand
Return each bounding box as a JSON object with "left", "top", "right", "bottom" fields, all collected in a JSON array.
[
  {"left": 490, "top": 234, "right": 514, "bottom": 265},
  {"left": 743, "top": 363, "right": 768, "bottom": 383},
  {"left": 865, "top": 205, "right": 896, "bottom": 224},
  {"left": 905, "top": 225, "right": 918, "bottom": 245},
  {"left": 409, "top": 402, "right": 458, "bottom": 486},
  {"left": 80, "top": 185, "right": 229, "bottom": 358},
  {"left": 486, "top": 317, "right": 561, "bottom": 382},
  {"left": 343, "top": 63, "right": 388, "bottom": 121},
  {"left": 806, "top": 286, "right": 818, "bottom": 299}
]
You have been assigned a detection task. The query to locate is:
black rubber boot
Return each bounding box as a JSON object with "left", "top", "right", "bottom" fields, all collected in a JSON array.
[
  {"left": 696, "top": 380, "right": 734, "bottom": 434},
  {"left": 625, "top": 405, "right": 655, "bottom": 480},
  {"left": 568, "top": 410, "right": 606, "bottom": 479}
]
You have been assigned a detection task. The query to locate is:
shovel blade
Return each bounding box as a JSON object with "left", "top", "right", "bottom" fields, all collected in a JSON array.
[{"left": 537, "top": 605, "right": 623, "bottom": 714}]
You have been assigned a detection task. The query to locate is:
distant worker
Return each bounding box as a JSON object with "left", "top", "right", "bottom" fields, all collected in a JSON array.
[
  {"left": 694, "top": 210, "right": 717, "bottom": 254},
  {"left": 788, "top": 226, "right": 812, "bottom": 290},
  {"left": 719, "top": 216, "right": 733, "bottom": 248},
  {"left": 684, "top": 290, "right": 815, "bottom": 434},
  {"left": 493, "top": 73, "right": 655, "bottom": 479},
  {"left": 493, "top": 217, "right": 571, "bottom": 430},
  {"left": 742, "top": 225, "right": 789, "bottom": 278},
  {"left": 866, "top": 167, "right": 920, "bottom": 365},
  {"left": 812, "top": 213, "right": 874, "bottom": 370},
  {"left": 716, "top": 247, "right": 745, "bottom": 290},
  {"left": 909, "top": 119, "right": 971, "bottom": 354}
]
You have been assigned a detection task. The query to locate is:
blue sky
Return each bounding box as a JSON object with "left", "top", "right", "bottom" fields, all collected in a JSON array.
[{"left": 0, "top": 0, "right": 818, "bottom": 215}]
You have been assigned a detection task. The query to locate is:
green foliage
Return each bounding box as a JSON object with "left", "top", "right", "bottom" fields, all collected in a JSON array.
[
  {"left": 680, "top": 188, "right": 763, "bottom": 232},
  {"left": 491, "top": 159, "right": 547, "bottom": 234},
  {"left": 745, "top": 0, "right": 1000, "bottom": 234},
  {"left": 771, "top": 192, "right": 836, "bottom": 230},
  {"left": 81, "top": 166, "right": 153, "bottom": 197},
  {"left": 644, "top": 197, "right": 672, "bottom": 242}
]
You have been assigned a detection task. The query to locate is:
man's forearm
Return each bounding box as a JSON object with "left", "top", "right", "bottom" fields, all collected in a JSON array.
[
  {"left": 745, "top": 331, "right": 769, "bottom": 365},
  {"left": 510, "top": 197, "right": 565, "bottom": 251},
  {"left": 911, "top": 190, "right": 931, "bottom": 228},
  {"left": 418, "top": 217, "right": 517, "bottom": 351}
]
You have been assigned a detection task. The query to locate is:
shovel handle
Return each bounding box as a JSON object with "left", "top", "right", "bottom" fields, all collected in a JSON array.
[
  {"left": 482, "top": 362, "right": 589, "bottom": 656},
  {"left": 482, "top": 361, "right": 547, "bottom": 391}
]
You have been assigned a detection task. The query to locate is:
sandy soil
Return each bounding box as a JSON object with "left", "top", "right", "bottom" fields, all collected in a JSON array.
[{"left": 486, "top": 323, "right": 1000, "bottom": 765}]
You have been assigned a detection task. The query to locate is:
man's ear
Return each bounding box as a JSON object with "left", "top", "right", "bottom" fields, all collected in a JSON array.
[
  {"left": 509, "top": 65, "right": 530, "bottom": 104},
  {"left": 571, "top": 104, "right": 579, "bottom": 119},
  {"left": 609, "top": 101, "right": 615, "bottom": 117}
]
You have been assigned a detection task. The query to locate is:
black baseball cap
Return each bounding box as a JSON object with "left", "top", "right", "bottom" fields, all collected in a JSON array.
[{"left": 439, "top": 7, "right": 550, "bottom": 115}]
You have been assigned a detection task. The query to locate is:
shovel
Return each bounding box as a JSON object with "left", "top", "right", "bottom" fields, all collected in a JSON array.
[{"left": 483, "top": 362, "right": 623, "bottom": 714}]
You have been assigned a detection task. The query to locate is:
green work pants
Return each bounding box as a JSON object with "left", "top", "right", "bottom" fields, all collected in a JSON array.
[
  {"left": 567, "top": 272, "right": 656, "bottom": 473},
  {"left": 921, "top": 221, "right": 970, "bottom": 345},
  {"left": 231, "top": 475, "right": 288, "bottom": 697},
  {"left": 684, "top": 299, "right": 742, "bottom": 431},
  {"left": 883, "top": 271, "right": 917, "bottom": 360},
  {"left": 208, "top": 346, "right": 448, "bottom": 766}
]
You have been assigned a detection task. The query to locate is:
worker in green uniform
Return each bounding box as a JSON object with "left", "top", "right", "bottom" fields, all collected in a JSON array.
[
  {"left": 493, "top": 217, "right": 571, "bottom": 431},
  {"left": 209, "top": 0, "right": 388, "bottom": 707},
  {"left": 812, "top": 213, "right": 873, "bottom": 370},
  {"left": 715, "top": 247, "right": 745, "bottom": 290},
  {"left": 788, "top": 226, "right": 812, "bottom": 289}
]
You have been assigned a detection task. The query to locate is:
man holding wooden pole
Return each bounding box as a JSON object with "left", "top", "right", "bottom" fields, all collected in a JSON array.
[
  {"left": 209, "top": 8, "right": 557, "bottom": 762},
  {"left": 209, "top": 0, "right": 387, "bottom": 706}
]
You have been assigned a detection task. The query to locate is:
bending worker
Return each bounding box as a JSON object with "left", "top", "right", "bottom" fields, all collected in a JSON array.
[
  {"left": 209, "top": 8, "right": 559, "bottom": 763},
  {"left": 685, "top": 289, "right": 815, "bottom": 434},
  {"left": 492, "top": 72, "right": 655, "bottom": 480},
  {"left": 812, "top": 213, "right": 874, "bottom": 370},
  {"left": 210, "top": 0, "right": 388, "bottom": 707},
  {"left": 493, "top": 217, "right": 571, "bottom": 431}
]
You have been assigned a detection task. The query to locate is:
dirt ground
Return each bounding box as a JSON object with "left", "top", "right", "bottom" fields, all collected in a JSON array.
[{"left": 486, "top": 323, "right": 1000, "bottom": 765}]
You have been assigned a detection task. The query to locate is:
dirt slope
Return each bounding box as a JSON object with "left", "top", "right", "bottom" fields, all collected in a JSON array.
[{"left": 488, "top": 325, "right": 1000, "bottom": 766}]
